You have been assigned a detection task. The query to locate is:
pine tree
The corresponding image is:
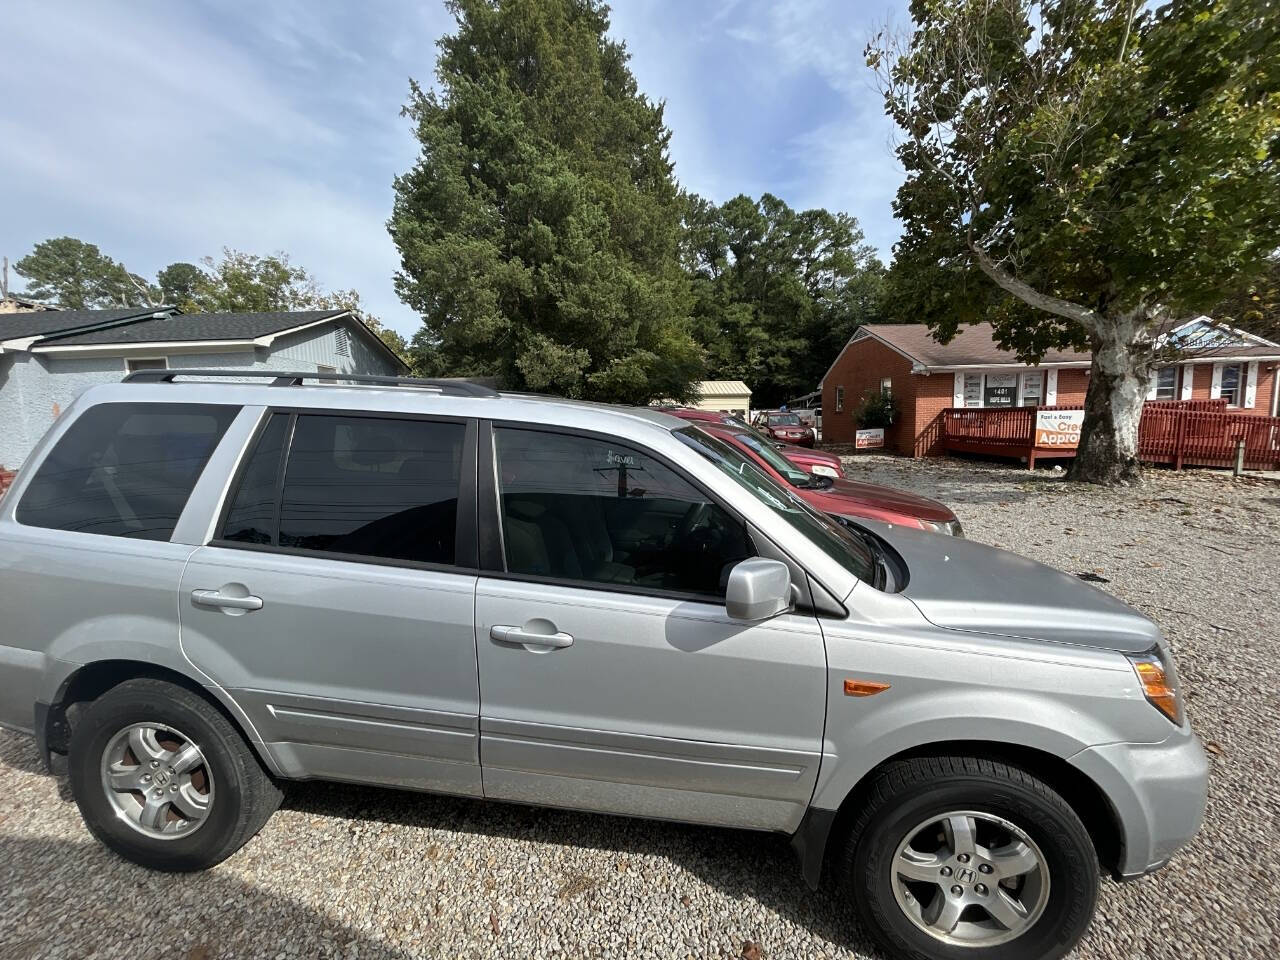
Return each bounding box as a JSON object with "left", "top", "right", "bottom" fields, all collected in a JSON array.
[{"left": 389, "top": 0, "right": 701, "bottom": 402}]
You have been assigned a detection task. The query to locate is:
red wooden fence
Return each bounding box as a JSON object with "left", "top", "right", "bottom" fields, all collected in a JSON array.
[
  {"left": 941, "top": 402, "right": 1280, "bottom": 470},
  {"left": 0, "top": 470, "right": 14, "bottom": 497}
]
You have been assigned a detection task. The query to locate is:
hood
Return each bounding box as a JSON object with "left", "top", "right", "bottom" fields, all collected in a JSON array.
[
  {"left": 780, "top": 445, "right": 841, "bottom": 467},
  {"left": 820, "top": 478, "right": 956, "bottom": 523},
  {"left": 864, "top": 521, "right": 1161, "bottom": 653}
]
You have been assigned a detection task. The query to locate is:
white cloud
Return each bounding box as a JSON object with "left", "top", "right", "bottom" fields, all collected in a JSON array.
[{"left": 1, "top": 0, "right": 910, "bottom": 341}]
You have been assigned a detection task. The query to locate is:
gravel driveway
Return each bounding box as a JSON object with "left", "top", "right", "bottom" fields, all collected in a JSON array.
[{"left": 1, "top": 456, "right": 1277, "bottom": 960}]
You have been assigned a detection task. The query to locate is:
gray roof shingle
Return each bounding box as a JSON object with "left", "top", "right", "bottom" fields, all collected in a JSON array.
[
  {"left": 862, "top": 323, "right": 1090, "bottom": 368},
  {"left": 0, "top": 308, "right": 165, "bottom": 342},
  {"left": 41, "top": 310, "right": 344, "bottom": 345}
]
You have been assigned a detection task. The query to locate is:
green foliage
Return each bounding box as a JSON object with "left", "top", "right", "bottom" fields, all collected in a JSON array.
[
  {"left": 875, "top": 0, "right": 1280, "bottom": 356},
  {"left": 682, "top": 192, "right": 886, "bottom": 408},
  {"left": 12, "top": 237, "right": 403, "bottom": 360},
  {"left": 388, "top": 0, "right": 701, "bottom": 403},
  {"left": 13, "top": 237, "right": 151, "bottom": 309},
  {"left": 870, "top": 0, "right": 1280, "bottom": 481},
  {"left": 854, "top": 389, "right": 897, "bottom": 429},
  {"left": 190, "top": 249, "right": 323, "bottom": 313},
  {"left": 1214, "top": 255, "right": 1280, "bottom": 343},
  {"left": 156, "top": 262, "right": 204, "bottom": 310}
]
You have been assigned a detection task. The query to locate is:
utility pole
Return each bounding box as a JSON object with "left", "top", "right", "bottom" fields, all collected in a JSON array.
[{"left": 2, "top": 256, "right": 8, "bottom": 299}]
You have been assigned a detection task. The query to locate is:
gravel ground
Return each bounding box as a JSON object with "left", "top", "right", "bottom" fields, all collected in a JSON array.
[{"left": 1, "top": 455, "right": 1277, "bottom": 960}]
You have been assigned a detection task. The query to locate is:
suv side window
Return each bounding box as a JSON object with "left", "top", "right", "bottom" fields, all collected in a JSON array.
[
  {"left": 16, "top": 402, "right": 238, "bottom": 541},
  {"left": 221, "top": 413, "right": 289, "bottom": 544},
  {"left": 220, "top": 413, "right": 465, "bottom": 566},
  {"left": 493, "top": 426, "right": 753, "bottom": 598}
]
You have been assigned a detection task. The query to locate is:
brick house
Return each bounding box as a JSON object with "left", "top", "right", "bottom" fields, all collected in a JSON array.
[{"left": 820, "top": 320, "right": 1280, "bottom": 456}]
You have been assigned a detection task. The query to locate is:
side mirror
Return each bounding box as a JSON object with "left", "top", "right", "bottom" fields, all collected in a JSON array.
[{"left": 725, "top": 558, "right": 793, "bottom": 622}]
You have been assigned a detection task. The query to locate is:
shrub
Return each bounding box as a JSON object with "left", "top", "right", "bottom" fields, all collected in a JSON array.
[{"left": 855, "top": 390, "right": 897, "bottom": 429}]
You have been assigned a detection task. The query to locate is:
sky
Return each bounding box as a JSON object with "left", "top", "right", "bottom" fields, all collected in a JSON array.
[{"left": 0, "top": 0, "right": 909, "bottom": 337}]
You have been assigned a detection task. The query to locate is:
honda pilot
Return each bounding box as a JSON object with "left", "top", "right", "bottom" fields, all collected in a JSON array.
[{"left": 0, "top": 370, "right": 1207, "bottom": 960}]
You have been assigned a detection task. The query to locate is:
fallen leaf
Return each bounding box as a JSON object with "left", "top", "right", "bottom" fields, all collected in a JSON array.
[
  {"left": 680, "top": 895, "right": 691, "bottom": 907},
  {"left": 1205, "top": 741, "right": 1224, "bottom": 757},
  {"left": 741, "top": 942, "right": 762, "bottom": 960},
  {"left": 616, "top": 859, "right": 629, "bottom": 872},
  {"left": 489, "top": 911, "right": 500, "bottom": 936},
  {"left": 187, "top": 947, "right": 212, "bottom": 960}
]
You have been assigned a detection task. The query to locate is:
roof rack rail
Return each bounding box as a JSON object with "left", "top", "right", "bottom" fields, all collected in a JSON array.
[{"left": 121, "top": 368, "right": 500, "bottom": 398}]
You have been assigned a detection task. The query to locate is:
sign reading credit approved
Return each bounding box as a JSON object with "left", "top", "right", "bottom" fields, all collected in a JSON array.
[
  {"left": 1035, "top": 410, "right": 1084, "bottom": 447},
  {"left": 855, "top": 428, "right": 885, "bottom": 449}
]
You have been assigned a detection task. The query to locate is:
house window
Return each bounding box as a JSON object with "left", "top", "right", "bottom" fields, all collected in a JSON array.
[
  {"left": 316, "top": 364, "right": 337, "bottom": 374},
  {"left": 1020, "top": 370, "right": 1044, "bottom": 407},
  {"left": 1153, "top": 366, "right": 1177, "bottom": 400},
  {"left": 125, "top": 357, "right": 167, "bottom": 372},
  {"left": 880, "top": 377, "right": 892, "bottom": 397},
  {"left": 1220, "top": 364, "right": 1242, "bottom": 406},
  {"left": 983, "top": 373, "right": 1018, "bottom": 407},
  {"left": 835, "top": 386, "right": 844, "bottom": 412}
]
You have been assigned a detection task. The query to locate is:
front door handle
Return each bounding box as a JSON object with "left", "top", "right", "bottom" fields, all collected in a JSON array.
[
  {"left": 191, "top": 588, "right": 263, "bottom": 611},
  {"left": 490, "top": 624, "right": 573, "bottom": 649}
]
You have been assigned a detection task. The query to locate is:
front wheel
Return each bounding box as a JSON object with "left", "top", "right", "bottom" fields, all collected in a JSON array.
[
  {"left": 841, "top": 756, "right": 1099, "bottom": 960},
  {"left": 68, "top": 677, "right": 282, "bottom": 871}
]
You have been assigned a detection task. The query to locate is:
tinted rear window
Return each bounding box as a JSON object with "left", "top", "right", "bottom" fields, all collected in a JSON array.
[
  {"left": 17, "top": 402, "right": 237, "bottom": 540},
  {"left": 220, "top": 413, "right": 289, "bottom": 545},
  {"left": 270, "top": 414, "right": 464, "bottom": 566}
]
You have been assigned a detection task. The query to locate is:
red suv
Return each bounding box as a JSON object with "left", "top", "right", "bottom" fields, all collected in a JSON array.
[
  {"left": 661, "top": 408, "right": 844, "bottom": 479},
  {"left": 701, "top": 422, "right": 963, "bottom": 535},
  {"left": 754, "top": 411, "right": 816, "bottom": 447}
]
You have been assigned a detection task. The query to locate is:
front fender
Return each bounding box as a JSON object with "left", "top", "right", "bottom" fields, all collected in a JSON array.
[{"left": 810, "top": 684, "right": 1118, "bottom": 811}]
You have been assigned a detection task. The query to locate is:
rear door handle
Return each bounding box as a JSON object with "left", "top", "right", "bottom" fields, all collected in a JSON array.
[
  {"left": 489, "top": 625, "right": 573, "bottom": 649},
  {"left": 191, "top": 589, "right": 263, "bottom": 611}
]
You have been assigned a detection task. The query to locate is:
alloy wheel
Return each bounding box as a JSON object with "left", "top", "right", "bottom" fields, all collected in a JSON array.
[
  {"left": 890, "top": 809, "right": 1050, "bottom": 947},
  {"left": 99, "top": 722, "right": 215, "bottom": 840}
]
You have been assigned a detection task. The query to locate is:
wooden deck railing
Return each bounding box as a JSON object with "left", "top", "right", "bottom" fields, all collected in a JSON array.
[{"left": 939, "top": 401, "right": 1280, "bottom": 470}]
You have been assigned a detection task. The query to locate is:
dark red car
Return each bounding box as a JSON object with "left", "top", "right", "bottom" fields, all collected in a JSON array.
[
  {"left": 753, "top": 411, "right": 815, "bottom": 447},
  {"left": 701, "top": 422, "right": 964, "bottom": 536},
  {"left": 661, "top": 408, "right": 844, "bottom": 479}
]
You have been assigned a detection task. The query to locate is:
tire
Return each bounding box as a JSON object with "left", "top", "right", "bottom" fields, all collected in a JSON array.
[
  {"left": 68, "top": 677, "right": 282, "bottom": 871},
  {"left": 840, "top": 756, "right": 1098, "bottom": 960}
]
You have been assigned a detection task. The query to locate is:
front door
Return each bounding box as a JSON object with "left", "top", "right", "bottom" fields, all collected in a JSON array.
[
  {"left": 179, "top": 411, "right": 483, "bottom": 796},
  {"left": 474, "top": 425, "right": 826, "bottom": 831}
]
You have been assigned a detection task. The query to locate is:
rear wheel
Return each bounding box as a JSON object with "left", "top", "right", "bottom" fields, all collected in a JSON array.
[
  {"left": 68, "top": 678, "right": 282, "bottom": 871},
  {"left": 840, "top": 756, "right": 1098, "bottom": 960}
]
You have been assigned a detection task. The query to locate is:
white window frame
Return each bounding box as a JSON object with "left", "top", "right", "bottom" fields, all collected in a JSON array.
[
  {"left": 880, "top": 377, "right": 893, "bottom": 397},
  {"left": 835, "top": 386, "right": 844, "bottom": 413},
  {"left": 1217, "top": 362, "right": 1244, "bottom": 407},
  {"left": 1151, "top": 366, "right": 1177, "bottom": 401},
  {"left": 1019, "top": 370, "right": 1045, "bottom": 407},
  {"left": 125, "top": 357, "right": 168, "bottom": 372}
]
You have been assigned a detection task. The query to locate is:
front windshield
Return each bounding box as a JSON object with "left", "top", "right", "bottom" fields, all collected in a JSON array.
[
  {"left": 673, "top": 426, "right": 876, "bottom": 584},
  {"left": 732, "top": 430, "right": 811, "bottom": 485},
  {"left": 768, "top": 414, "right": 802, "bottom": 426}
]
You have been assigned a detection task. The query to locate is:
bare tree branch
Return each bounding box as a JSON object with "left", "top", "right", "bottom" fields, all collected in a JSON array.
[{"left": 968, "top": 241, "right": 1103, "bottom": 333}]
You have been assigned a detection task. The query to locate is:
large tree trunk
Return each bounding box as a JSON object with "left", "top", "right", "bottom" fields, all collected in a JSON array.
[{"left": 1069, "top": 332, "right": 1148, "bottom": 484}]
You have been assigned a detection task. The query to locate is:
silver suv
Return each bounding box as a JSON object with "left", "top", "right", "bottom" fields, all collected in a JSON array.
[{"left": 0, "top": 371, "right": 1207, "bottom": 960}]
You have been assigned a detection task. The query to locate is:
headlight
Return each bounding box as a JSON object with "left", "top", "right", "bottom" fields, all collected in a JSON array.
[
  {"left": 1127, "top": 647, "right": 1184, "bottom": 725},
  {"left": 810, "top": 464, "right": 839, "bottom": 478},
  {"left": 918, "top": 518, "right": 964, "bottom": 537}
]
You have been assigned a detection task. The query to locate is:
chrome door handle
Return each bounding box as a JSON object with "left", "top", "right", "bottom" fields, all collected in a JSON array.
[
  {"left": 191, "top": 589, "right": 263, "bottom": 611},
  {"left": 489, "top": 625, "right": 573, "bottom": 649}
]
